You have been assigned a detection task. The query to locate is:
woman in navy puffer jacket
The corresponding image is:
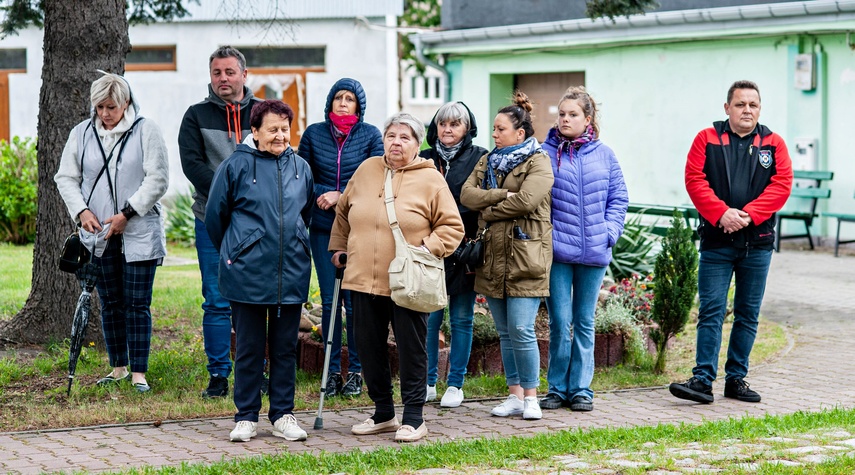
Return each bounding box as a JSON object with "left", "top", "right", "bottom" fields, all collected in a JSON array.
[
  {"left": 297, "top": 78, "right": 384, "bottom": 399},
  {"left": 541, "top": 87, "right": 628, "bottom": 413}
]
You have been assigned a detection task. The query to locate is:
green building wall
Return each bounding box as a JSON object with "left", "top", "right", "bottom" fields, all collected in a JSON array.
[{"left": 445, "top": 31, "right": 855, "bottom": 241}]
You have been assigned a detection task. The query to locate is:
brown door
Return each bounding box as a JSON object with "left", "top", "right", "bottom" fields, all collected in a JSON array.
[
  {"left": 251, "top": 73, "right": 305, "bottom": 148},
  {"left": 515, "top": 72, "right": 585, "bottom": 141},
  {"left": 0, "top": 73, "right": 9, "bottom": 143}
]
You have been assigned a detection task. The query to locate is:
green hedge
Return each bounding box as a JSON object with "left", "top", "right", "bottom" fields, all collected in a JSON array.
[{"left": 0, "top": 137, "right": 37, "bottom": 244}]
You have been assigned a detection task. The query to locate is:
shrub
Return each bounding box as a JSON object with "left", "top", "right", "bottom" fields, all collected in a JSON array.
[
  {"left": 0, "top": 137, "right": 37, "bottom": 244},
  {"left": 472, "top": 295, "right": 499, "bottom": 346},
  {"left": 609, "top": 214, "right": 657, "bottom": 281},
  {"left": 650, "top": 211, "right": 698, "bottom": 374},
  {"left": 164, "top": 190, "right": 195, "bottom": 247}
]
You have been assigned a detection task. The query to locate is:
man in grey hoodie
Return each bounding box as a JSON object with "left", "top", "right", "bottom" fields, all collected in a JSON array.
[{"left": 178, "top": 46, "right": 259, "bottom": 398}]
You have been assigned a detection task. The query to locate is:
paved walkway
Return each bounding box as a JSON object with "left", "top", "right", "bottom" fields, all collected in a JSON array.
[{"left": 1, "top": 249, "right": 853, "bottom": 474}]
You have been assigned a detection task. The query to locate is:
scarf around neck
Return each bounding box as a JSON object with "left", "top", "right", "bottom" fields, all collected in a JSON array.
[
  {"left": 436, "top": 141, "right": 462, "bottom": 164},
  {"left": 488, "top": 136, "right": 540, "bottom": 175},
  {"left": 329, "top": 112, "right": 358, "bottom": 137},
  {"left": 554, "top": 124, "right": 595, "bottom": 169}
]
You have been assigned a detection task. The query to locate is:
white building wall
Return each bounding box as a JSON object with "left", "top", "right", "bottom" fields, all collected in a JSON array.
[{"left": 5, "top": 16, "right": 397, "bottom": 196}]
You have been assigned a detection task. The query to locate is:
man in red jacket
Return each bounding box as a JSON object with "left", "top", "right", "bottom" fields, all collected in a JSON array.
[{"left": 670, "top": 80, "right": 793, "bottom": 404}]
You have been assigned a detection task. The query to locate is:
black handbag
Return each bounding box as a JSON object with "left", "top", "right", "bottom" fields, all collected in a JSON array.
[
  {"left": 458, "top": 227, "right": 487, "bottom": 268},
  {"left": 58, "top": 231, "right": 91, "bottom": 273}
]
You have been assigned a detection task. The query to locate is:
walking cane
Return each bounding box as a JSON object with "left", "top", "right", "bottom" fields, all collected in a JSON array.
[{"left": 314, "top": 253, "right": 346, "bottom": 430}]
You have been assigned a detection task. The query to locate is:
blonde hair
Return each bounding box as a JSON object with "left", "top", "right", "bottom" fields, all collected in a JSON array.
[
  {"left": 557, "top": 86, "right": 599, "bottom": 138},
  {"left": 90, "top": 72, "right": 130, "bottom": 109}
]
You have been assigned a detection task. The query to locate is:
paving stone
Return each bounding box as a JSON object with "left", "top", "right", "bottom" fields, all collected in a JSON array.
[
  {"left": 801, "top": 454, "right": 833, "bottom": 464},
  {"left": 782, "top": 445, "right": 826, "bottom": 454},
  {"left": 609, "top": 459, "right": 651, "bottom": 468}
]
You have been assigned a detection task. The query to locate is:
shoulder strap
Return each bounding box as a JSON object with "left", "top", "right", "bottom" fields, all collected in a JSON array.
[
  {"left": 383, "top": 169, "right": 408, "bottom": 252},
  {"left": 86, "top": 117, "right": 144, "bottom": 210}
]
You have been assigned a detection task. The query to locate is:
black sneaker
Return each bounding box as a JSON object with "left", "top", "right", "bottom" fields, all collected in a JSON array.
[
  {"left": 341, "top": 373, "right": 363, "bottom": 397},
  {"left": 724, "top": 378, "right": 761, "bottom": 402},
  {"left": 539, "top": 393, "right": 565, "bottom": 410},
  {"left": 260, "top": 374, "right": 269, "bottom": 396},
  {"left": 325, "top": 372, "right": 343, "bottom": 398},
  {"left": 202, "top": 375, "right": 229, "bottom": 399},
  {"left": 669, "top": 377, "right": 714, "bottom": 404},
  {"left": 569, "top": 395, "right": 594, "bottom": 412}
]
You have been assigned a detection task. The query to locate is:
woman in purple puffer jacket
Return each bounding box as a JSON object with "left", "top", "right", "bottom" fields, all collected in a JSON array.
[{"left": 541, "top": 86, "right": 628, "bottom": 413}]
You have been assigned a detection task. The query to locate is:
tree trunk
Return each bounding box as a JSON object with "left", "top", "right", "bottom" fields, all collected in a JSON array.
[{"left": 0, "top": 0, "right": 129, "bottom": 345}]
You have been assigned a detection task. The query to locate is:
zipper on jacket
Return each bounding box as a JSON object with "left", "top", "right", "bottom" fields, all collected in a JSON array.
[
  {"left": 335, "top": 127, "right": 352, "bottom": 191},
  {"left": 277, "top": 157, "right": 284, "bottom": 317},
  {"left": 577, "top": 149, "right": 587, "bottom": 259}
]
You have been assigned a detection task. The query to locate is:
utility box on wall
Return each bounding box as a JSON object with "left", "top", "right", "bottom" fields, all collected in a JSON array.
[{"left": 792, "top": 137, "right": 818, "bottom": 171}]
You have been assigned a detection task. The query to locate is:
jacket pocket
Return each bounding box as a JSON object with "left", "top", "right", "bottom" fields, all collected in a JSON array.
[
  {"left": 226, "top": 228, "right": 265, "bottom": 265},
  {"left": 480, "top": 228, "right": 494, "bottom": 280},
  {"left": 295, "top": 217, "right": 310, "bottom": 255},
  {"left": 508, "top": 230, "right": 548, "bottom": 281}
]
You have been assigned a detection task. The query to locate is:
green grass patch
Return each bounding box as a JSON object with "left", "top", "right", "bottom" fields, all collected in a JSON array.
[{"left": 104, "top": 407, "right": 855, "bottom": 474}]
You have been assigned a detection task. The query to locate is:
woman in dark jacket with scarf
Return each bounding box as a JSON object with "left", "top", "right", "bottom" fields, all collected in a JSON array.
[
  {"left": 419, "top": 102, "right": 487, "bottom": 408},
  {"left": 206, "top": 100, "right": 314, "bottom": 443},
  {"left": 298, "top": 78, "right": 384, "bottom": 398},
  {"left": 541, "top": 87, "right": 628, "bottom": 413}
]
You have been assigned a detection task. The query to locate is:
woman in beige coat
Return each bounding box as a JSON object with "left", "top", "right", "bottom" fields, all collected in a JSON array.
[
  {"left": 330, "top": 112, "right": 464, "bottom": 442},
  {"left": 460, "top": 91, "right": 554, "bottom": 421}
]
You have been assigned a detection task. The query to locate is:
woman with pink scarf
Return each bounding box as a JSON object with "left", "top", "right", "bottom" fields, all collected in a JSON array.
[{"left": 298, "top": 78, "right": 384, "bottom": 399}]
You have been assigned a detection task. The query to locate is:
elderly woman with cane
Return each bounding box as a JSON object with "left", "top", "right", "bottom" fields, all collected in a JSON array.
[
  {"left": 55, "top": 71, "right": 169, "bottom": 394},
  {"left": 329, "top": 112, "right": 464, "bottom": 442}
]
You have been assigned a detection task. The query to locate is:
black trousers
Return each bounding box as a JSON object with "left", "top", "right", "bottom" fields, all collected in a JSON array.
[
  {"left": 231, "top": 302, "right": 300, "bottom": 424},
  {"left": 351, "top": 291, "right": 427, "bottom": 427}
]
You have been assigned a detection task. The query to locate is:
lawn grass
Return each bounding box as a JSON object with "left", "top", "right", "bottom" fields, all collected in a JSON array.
[
  {"left": 105, "top": 407, "right": 855, "bottom": 474},
  {"left": 0, "top": 243, "right": 787, "bottom": 432}
]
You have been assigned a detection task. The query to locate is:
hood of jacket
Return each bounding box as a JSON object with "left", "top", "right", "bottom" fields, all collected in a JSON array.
[
  {"left": 425, "top": 101, "right": 479, "bottom": 150},
  {"left": 324, "top": 78, "right": 368, "bottom": 122},
  {"left": 205, "top": 84, "right": 257, "bottom": 110},
  {"left": 89, "top": 70, "right": 141, "bottom": 119}
]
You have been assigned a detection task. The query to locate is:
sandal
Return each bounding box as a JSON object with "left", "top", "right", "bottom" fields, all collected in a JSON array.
[{"left": 96, "top": 372, "right": 130, "bottom": 386}]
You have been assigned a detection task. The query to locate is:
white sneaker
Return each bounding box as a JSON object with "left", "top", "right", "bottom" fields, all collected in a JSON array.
[
  {"left": 426, "top": 385, "right": 437, "bottom": 402},
  {"left": 491, "top": 395, "right": 524, "bottom": 417},
  {"left": 523, "top": 396, "right": 542, "bottom": 420},
  {"left": 440, "top": 386, "right": 464, "bottom": 408},
  {"left": 229, "top": 420, "right": 257, "bottom": 442},
  {"left": 272, "top": 414, "right": 307, "bottom": 441}
]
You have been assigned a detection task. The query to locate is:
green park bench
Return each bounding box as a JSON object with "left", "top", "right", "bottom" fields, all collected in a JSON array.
[
  {"left": 824, "top": 189, "right": 855, "bottom": 257},
  {"left": 625, "top": 203, "right": 699, "bottom": 242},
  {"left": 775, "top": 170, "right": 834, "bottom": 252}
]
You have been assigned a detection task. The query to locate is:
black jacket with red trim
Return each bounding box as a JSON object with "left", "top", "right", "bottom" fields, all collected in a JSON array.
[{"left": 684, "top": 120, "right": 793, "bottom": 251}]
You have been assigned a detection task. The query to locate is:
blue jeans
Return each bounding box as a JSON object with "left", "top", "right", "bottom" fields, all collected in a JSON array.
[
  {"left": 545, "top": 262, "right": 607, "bottom": 401},
  {"left": 693, "top": 246, "right": 773, "bottom": 385},
  {"left": 485, "top": 296, "right": 541, "bottom": 389},
  {"left": 195, "top": 218, "right": 232, "bottom": 378},
  {"left": 310, "top": 231, "right": 359, "bottom": 374},
  {"left": 427, "top": 291, "right": 476, "bottom": 388}
]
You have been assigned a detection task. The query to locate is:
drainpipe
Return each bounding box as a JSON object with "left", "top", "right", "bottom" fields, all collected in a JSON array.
[{"left": 411, "top": 34, "right": 450, "bottom": 103}]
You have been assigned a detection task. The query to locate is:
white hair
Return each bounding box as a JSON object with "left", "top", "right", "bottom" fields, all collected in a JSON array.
[{"left": 383, "top": 112, "right": 425, "bottom": 145}]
